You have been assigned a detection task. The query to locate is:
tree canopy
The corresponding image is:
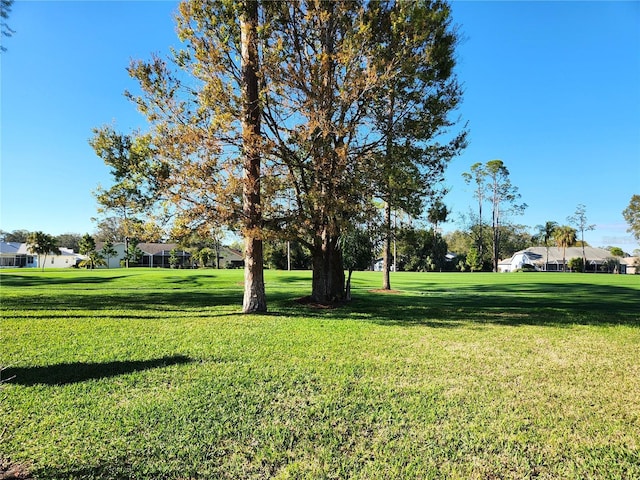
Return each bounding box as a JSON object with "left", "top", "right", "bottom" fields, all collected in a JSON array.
[
  {"left": 26, "top": 231, "right": 61, "bottom": 271},
  {"left": 120, "top": 0, "right": 465, "bottom": 305},
  {"left": 622, "top": 194, "right": 640, "bottom": 242},
  {"left": 463, "top": 160, "right": 526, "bottom": 272},
  {"left": 90, "top": 127, "right": 167, "bottom": 243}
]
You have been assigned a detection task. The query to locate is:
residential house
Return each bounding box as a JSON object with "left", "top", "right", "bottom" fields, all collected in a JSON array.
[
  {"left": 0, "top": 242, "right": 36, "bottom": 268},
  {"left": 95, "top": 242, "right": 127, "bottom": 269},
  {"left": 137, "top": 243, "right": 191, "bottom": 268},
  {"left": 499, "top": 246, "right": 630, "bottom": 273},
  {"left": 620, "top": 257, "right": 639, "bottom": 275},
  {"left": 95, "top": 242, "right": 244, "bottom": 269},
  {"left": 0, "top": 242, "right": 83, "bottom": 269}
]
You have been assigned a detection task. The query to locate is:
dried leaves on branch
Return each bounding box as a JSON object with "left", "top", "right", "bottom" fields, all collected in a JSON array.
[{"left": 118, "top": 0, "right": 466, "bottom": 305}]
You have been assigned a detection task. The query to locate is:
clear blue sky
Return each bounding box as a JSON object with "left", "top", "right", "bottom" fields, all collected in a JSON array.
[{"left": 2, "top": 1, "right": 639, "bottom": 253}]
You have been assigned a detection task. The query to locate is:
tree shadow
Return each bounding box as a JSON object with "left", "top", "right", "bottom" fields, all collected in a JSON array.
[
  {"left": 341, "top": 281, "right": 640, "bottom": 328},
  {"left": 0, "top": 273, "right": 130, "bottom": 287},
  {"left": 2, "top": 273, "right": 638, "bottom": 328},
  {"left": 1, "top": 291, "right": 243, "bottom": 312},
  {"left": 5, "top": 355, "right": 193, "bottom": 386}
]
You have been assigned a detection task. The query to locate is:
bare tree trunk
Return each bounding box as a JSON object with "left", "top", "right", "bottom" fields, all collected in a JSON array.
[
  {"left": 492, "top": 206, "right": 499, "bottom": 272},
  {"left": 241, "top": 0, "right": 266, "bottom": 313},
  {"left": 311, "top": 225, "right": 345, "bottom": 304},
  {"left": 382, "top": 201, "right": 392, "bottom": 289}
]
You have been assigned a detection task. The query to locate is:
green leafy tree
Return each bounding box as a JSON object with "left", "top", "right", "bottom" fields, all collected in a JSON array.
[
  {"left": 428, "top": 198, "right": 451, "bottom": 233},
  {"left": 264, "top": 240, "right": 311, "bottom": 270},
  {"left": 26, "top": 231, "right": 61, "bottom": 271},
  {"left": 443, "top": 230, "right": 473, "bottom": 256},
  {"left": 498, "top": 224, "right": 532, "bottom": 260},
  {"left": 124, "top": 242, "right": 143, "bottom": 267},
  {"left": 568, "top": 204, "right": 595, "bottom": 270},
  {"left": 340, "top": 228, "right": 374, "bottom": 301},
  {"left": 622, "top": 194, "right": 640, "bottom": 242},
  {"left": 396, "top": 227, "right": 448, "bottom": 272},
  {"left": 462, "top": 162, "right": 487, "bottom": 265},
  {"left": 169, "top": 248, "right": 181, "bottom": 268},
  {"left": 78, "top": 251, "right": 107, "bottom": 270},
  {"left": 368, "top": 0, "right": 466, "bottom": 291},
  {"left": 485, "top": 160, "right": 526, "bottom": 272},
  {"left": 553, "top": 225, "right": 576, "bottom": 272},
  {"left": 464, "top": 160, "right": 526, "bottom": 272},
  {"left": 90, "top": 127, "right": 166, "bottom": 246},
  {"left": 608, "top": 246, "right": 624, "bottom": 257},
  {"left": 465, "top": 245, "right": 482, "bottom": 272},
  {"left": 126, "top": 0, "right": 464, "bottom": 305},
  {"left": 0, "top": 229, "right": 30, "bottom": 242},
  {"left": 55, "top": 233, "right": 82, "bottom": 253},
  {"left": 195, "top": 248, "right": 213, "bottom": 268},
  {"left": 603, "top": 257, "right": 621, "bottom": 274},
  {"left": 171, "top": 225, "right": 225, "bottom": 269},
  {"left": 100, "top": 240, "right": 117, "bottom": 268},
  {"left": 567, "top": 257, "right": 584, "bottom": 273},
  {"left": 78, "top": 234, "right": 96, "bottom": 256}
]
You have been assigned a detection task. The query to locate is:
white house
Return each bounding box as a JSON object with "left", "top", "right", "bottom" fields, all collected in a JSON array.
[
  {"left": 0, "top": 242, "right": 36, "bottom": 268},
  {"left": 96, "top": 242, "right": 128, "bottom": 269},
  {"left": 499, "top": 246, "right": 630, "bottom": 273},
  {"left": 0, "top": 242, "right": 83, "bottom": 269},
  {"left": 620, "top": 257, "right": 639, "bottom": 275}
]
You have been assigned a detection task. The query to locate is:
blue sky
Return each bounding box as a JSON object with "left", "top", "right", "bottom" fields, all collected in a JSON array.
[{"left": 1, "top": 1, "right": 639, "bottom": 253}]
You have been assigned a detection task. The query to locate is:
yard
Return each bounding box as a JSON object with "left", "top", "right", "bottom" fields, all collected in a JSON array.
[{"left": 1, "top": 269, "right": 638, "bottom": 479}]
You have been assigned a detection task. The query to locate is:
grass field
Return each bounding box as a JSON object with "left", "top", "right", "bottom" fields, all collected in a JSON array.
[{"left": 1, "top": 268, "right": 639, "bottom": 479}]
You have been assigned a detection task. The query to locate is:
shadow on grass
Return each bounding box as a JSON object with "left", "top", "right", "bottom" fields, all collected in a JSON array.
[
  {"left": 2, "top": 291, "right": 244, "bottom": 313},
  {"left": 5, "top": 355, "right": 193, "bottom": 386},
  {"left": 341, "top": 281, "right": 640, "bottom": 327},
  {"left": 0, "top": 273, "right": 130, "bottom": 287},
  {"left": 2, "top": 276, "right": 638, "bottom": 327}
]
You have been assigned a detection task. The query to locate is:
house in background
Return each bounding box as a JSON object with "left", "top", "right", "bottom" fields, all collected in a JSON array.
[
  {"left": 620, "top": 257, "right": 639, "bottom": 275},
  {"left": 0, "top": 242, "right": 83, "bottom": 269},
  {"left": 137, "top": 243, "right": 191, "bottom": 268},
  {"left": 217, "top": 246, "right": 244, "bottom": 268},
  {"left": 0, "top": 242, "right": 36, "bottom": 268},
  {"left": 95, "top": 242, "right": 244, "bottom": 269},
  {"left": 95, "top": 242, "right": 127, "bottom": 269},
  {"left": 499, "top": 246, "right": 632, "bottom": 273}
]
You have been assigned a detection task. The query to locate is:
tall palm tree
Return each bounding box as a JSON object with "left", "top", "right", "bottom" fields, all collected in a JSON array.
[
  {"left": 554, "top": 226, "right": 576, "bottom": 272},
  {"left": 535, "top": 221, "right": 558, "bottom": 271}
]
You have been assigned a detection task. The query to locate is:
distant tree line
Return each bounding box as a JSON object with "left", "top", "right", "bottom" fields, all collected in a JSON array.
[{"left": 4, "top": 194, "right": 638, "bottom": 274}]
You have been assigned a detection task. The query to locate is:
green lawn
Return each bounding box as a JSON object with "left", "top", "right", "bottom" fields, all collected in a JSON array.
[{"left": 1, "top": 269, "right": 639, "bottom": 479}]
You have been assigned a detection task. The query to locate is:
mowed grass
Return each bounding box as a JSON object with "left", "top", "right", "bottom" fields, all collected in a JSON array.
[{"left": 0, "top": 268, "right": 639, "bottom": 479}]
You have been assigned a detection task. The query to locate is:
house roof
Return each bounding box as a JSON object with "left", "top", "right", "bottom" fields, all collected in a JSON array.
[
  {"left": 0, "top": 243, "right": 80, "bottom": 256},
  {"left": 510, "top": 246, "right": 620, "bottom": 265},
  {"left": 0, "top": 242, "right": 22, "bottom": 254},
  {"left": 136, "top": 243, "right": 182, "bottom": 255},
  {"left": 219, "top": 246, "right": 244, "bottom": 261}
]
